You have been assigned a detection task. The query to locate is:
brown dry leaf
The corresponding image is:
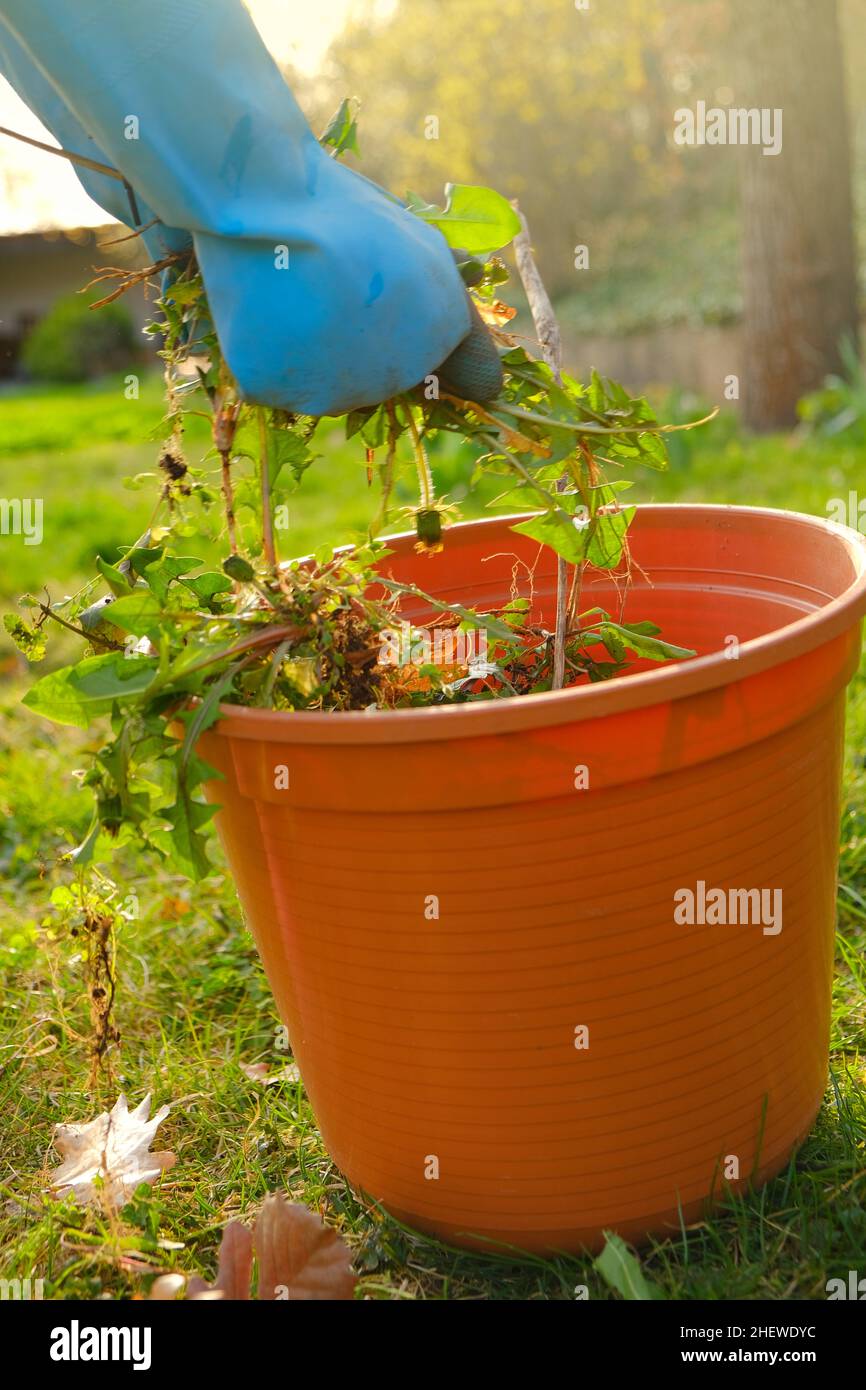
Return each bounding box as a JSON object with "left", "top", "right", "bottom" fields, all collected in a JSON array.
[
  {"left": 159, "top": 896, "right": 191, "bottom": 920},
  {"left": 149, "top": 1274, "right": 222, "bottom": 1301},
  {"left": 214, "top": 1220, "right": 254, "bottom": 1299},
  {"left": 239, "top": 1062, "right": 270, "bottom": 1083},
  {"left": 150, "top": 1193, "right": 355, "bottom": 1301},
  {"left": 489, "top": 419, "right": 547, "bottom": 457},
  {"left": 148, "top": 1273, "right": 188, "bottom": 1300},
  {"left": 268, "top": 1063, "right": 302, "bottom": 1086},
  {"left": 255, "top": 1192, "right": 356, "bottom": 1301},
  {"left": 240, "top": 1061, "right": 301, "bottom": 1087},
  {"left": 477, "top": 298, "right": 518, "bottom": 327},
  {"left": 49, "top": 1093, "right": 175, "bottom": 1207},
  {"left": 440, "top": 392, "right": 548, "bottom": 458}
]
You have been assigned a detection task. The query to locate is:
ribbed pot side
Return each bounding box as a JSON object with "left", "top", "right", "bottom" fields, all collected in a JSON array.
[{"left": 198, "top": 505, "right": 866, "bottom": 1254}]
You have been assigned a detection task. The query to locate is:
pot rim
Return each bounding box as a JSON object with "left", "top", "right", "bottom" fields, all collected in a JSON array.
[{"left": 213, "top": 503, "right": 866, "bottom": 745}]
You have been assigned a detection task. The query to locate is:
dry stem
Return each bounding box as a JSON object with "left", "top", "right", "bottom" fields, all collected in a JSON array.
[
  {"left": 512, "top": 202, "right": 569, "bottom": 690},
  {"left": 258, "top": 409, "right": 277, "bottom": 571}
]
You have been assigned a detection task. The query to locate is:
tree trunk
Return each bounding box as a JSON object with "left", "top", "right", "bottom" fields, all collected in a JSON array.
[{"left": 734, "top": 0, "right": 859, "bottom": 431}]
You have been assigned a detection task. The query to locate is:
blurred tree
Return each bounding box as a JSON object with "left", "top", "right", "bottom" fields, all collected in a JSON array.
[
  {"left": 733, "top": 0, "right": 859, "bottom": 429},
  {"left": 300, "top": 0, "right": 732, "bottom": 295},
  {"left": 293, "top": 0, "right": 865, "bottom": 399}
]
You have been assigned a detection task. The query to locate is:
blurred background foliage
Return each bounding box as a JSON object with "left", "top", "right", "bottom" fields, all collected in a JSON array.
[
  {"left": 20, "top": 287, "right": 138, "bottom": 383},
  {"left": 2, "top": 0, "right": 864, "bottom": 419},
  {"left": 292, "top": 0, "right": 866, "bottom": 332}
]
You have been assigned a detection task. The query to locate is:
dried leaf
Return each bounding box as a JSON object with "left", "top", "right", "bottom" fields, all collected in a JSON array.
[
  {"left": 150, "top": 1272, "right": 223, "bottom": 1301},
  {"left": 149, "top": 1192, "right": 354, "bottom": 1301},
  {"left": 239, "top": 1062, "right": 270, "bottom": 1083},
  {"left": 49, "top": 1093, "right": 175, "bottom": 1207},
  {"left": 240, "top": 1061, "right": 301, "bottom": 1087},
  {"left": 185, "top": 1277, "right": 222, "bottom": 1300},
  {"left": 159, "top": 896, "right": 191, "bottom": 920},
  {"left": 477, "top": 298, "right": 517, "bottom": 327},
  {"left": 149, "top": 1273, "right": 187, "bottom": 1301},
  {"left": 214, "top": 1221, "right": 254, "bottom": 1300},
  {"left": 254, "top": 1193, "right": 356, "bottom": 1301}
]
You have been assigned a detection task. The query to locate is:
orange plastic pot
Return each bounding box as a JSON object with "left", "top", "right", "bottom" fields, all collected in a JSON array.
[{"left": 198, "top": 505, "right": 866, "bottom": 1254}]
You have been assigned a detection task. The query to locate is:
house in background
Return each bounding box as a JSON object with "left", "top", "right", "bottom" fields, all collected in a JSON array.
[{"left": 0, "top": 223, "right": 153, "bottom": 378}]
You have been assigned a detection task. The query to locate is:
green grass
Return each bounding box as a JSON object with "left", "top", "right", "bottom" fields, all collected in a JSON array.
[
  {"left": 0, "top": 372, "right": 500, "bottom": 620},
  {"left": 0, "top": 377, "right": 864, "bottom": 1301}
]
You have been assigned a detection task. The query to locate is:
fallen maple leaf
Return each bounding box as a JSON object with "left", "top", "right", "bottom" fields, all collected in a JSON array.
[
  {"left": 150, "top": 1192, "right": 355, "bottom": 1301},
  {"left": 240, "top": 1061, "right": 301, "bottom": 1087},
  {"left": 239, "top": 1061, "right": 270, "bottom": 1083},
  {"left": 213, "top": 1220, "right": 254, "bottom": 1299},
  {"left": 255, "top": 1193, "right": 356, "bottom": 1301},
  {"left": 49, "top": 1093, "right": 176, "bottom": 1208}
]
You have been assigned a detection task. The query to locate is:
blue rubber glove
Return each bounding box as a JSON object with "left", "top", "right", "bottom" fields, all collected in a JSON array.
[
  {"left": 0, "top": 0, "right": 477, "bottom": 414},
  {"left": 0, "top": 19, "right": 190, "bottom": 264}
]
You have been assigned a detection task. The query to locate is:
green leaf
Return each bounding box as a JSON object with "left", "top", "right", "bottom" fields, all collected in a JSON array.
[
  {"left": 346, "top": 403, "right": 388, "bottom": 449},
  {"left": 164, "top": 278, "right": 204, "bottom": 308},
  {"left": 142, "top": 555, "right": 202, "bottom": 604},
  {"left": 599, "top": 623, "right": 627, "bottom": 662},
  {"left": 180, "top": 572, "right": 233, "bottom": 605},
  {"left": 266, "top": 426, "right": 313, "bottom": 486},
  {"left": 178, "top": 667, "right": 236, "bottom": 777},
  {"left": 605, "top": 620, "right": 696, "bottom": 661},
  {"left": 168, "top": 662, "right": 238, "bottom": 879},
  {"left": 457, "top": 256, "right": 485, "bottom": 287},
  {"left": 100, "top": 593, "right": 164, "bottom": 642},
  {"left": 404, "top": 190, "right": 440, "bottom": 218},
  {"left": 122, "top": 472, "right": 157, "bottom": 492},
  {"left": 345, "top": 405, "right": 376, "bottom": 441},
  {"left": 223, "top": 555, "right": 255, "bottom": 583},
  {"left": 375, "top": 577, "right": 514, "bottom": 643},
  {"left": 4, "top": 614, "right": 46, "bottom": 662},
  {"left": 594, "top": 1233, "right": 657, "bottom": 1301},
  {"left": 280, "top": 658, "right": 319, "bottom": 700},
  {"left": 96, "top": 555, "right": 133, "bottom": 596},
  {"left": 511, "top": 509, "right": 590, "bottom": 565},
  {"left": 71, "top": 815, "right": 102, "bottom": 866},
  {"left": 585, "top": 506, "right": 635, "bottom": 570},
  {"left": 588, "top": 368, "right": 606, "bottom": 413},
  {"left": 634, "top": 431, "right": 669, "bottom": 470},
  {"left": 164, "top": 793, "right": 218, "bottom": 881},
  {"left": 22, "top": 653, "right": 158, "bottom": 729},
  {"left": 501, "top": 595, "right": 532, "bottom": 629},
  {"left": 409, "top": 183, "right": 521, "bottom": 254},
  {"left": 319, "top": 97, "right": 360, "bottom": 158},
  {"left": 124, "top": 546, "right": 164, "bottom": 579},
  {"left": 589, "top": 480, "right": 634, "bottom": 500}
]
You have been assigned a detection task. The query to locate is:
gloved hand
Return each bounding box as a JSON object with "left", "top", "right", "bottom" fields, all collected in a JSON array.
[{"left": 0, "top": 0, "right": 502, "bottom": 414}]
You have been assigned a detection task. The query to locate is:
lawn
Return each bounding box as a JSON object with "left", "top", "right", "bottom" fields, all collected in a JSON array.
[{"left": 1, "top": 376, "right": 864, "bottom": 1300}]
